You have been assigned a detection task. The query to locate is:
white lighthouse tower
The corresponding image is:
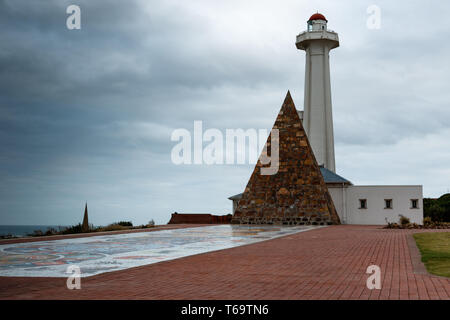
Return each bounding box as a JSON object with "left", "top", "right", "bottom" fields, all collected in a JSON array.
[{"left": 296, "top": 13, "right": 339, "bottom": 173}]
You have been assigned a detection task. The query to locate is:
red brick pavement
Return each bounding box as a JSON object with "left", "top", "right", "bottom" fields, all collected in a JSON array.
[{"left": 0, "top": 225, "right": 448, "bottom": 300}]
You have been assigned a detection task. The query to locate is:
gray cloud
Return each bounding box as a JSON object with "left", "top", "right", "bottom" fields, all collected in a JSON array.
[{"left": 1, "top": 0, "right": 449, "bottom": 225}]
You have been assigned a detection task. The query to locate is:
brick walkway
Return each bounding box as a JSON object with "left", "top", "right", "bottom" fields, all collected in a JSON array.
[{"left": 0, "top": 225, "right": 449, "bottom": 300}]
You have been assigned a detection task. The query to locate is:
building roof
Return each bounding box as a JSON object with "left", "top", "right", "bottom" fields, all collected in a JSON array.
[
  {"left": 228, "top": 194, "right": 243, "bottom": 200},
  {"left": 228, "top": 166, "right": 351, "bottom": 200},
  {"left": 308, "top": 13, "right": 327, "bottom": 22},
  {"left": 319, "top": 166, "right": 351, "bottom": 184}
]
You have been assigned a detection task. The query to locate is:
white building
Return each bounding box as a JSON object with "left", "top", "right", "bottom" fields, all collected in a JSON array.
[
  {"left": 328, "top": 184, "right": 423, "bottom": 225},
  {"left": 229, "top": 165, "right": 423, "bottom": 225},
  {"left": 229, "top": 13, "right": 424, "bottom": 225}
]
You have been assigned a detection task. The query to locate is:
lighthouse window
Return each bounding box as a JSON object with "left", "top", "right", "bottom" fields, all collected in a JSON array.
[{"left": 411, "top": 199, "right": 419, "bottom": 209}]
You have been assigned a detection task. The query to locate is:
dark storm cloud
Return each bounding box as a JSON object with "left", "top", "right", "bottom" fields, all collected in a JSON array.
[
  {"left": 0, "top": 0, "right": 293, "bottom": 225},
  {"left": 1, "top": 0, "right": 449, "bottom": 225},
  {"left": 0, "top": 0, "right": 287, "bottom": 103}
]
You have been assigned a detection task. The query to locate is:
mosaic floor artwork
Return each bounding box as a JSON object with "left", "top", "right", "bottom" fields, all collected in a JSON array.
[{"left": 0, "top": 225, "right": 320, "bottom": 277}]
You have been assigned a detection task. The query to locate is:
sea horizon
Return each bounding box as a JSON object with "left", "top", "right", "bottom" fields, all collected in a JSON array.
[{"left": 0, "top": 225, "right": 70, "bottom": 237}]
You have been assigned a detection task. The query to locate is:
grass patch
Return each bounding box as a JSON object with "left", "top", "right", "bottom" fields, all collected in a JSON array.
[{"left": 413, "top": 232, "right": 450, "bottom": 278}]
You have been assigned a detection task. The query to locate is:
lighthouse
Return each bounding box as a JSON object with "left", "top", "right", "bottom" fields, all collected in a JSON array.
[
  {"left": 229, "top": 13, "right": 424, "bottom": 226},
  {"left": 296, "top": 13, "right": 339, "bottom": 173}
]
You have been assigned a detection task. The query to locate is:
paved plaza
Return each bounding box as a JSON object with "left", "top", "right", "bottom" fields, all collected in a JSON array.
[
  {"left": 0, "top": 225, "right": 317, "bottom": 277},
  {"left": 0, "top": 225, "right": 449, "bottom": 300}
]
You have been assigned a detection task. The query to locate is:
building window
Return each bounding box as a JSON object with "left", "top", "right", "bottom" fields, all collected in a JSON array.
[
  {"left": 384, "top": 199, "right": 393, "bottom": 209},
  {"left": 359, "top": 199, "right": 367, "bottom": 209},
  {"left": 411, "top": 199, "right": 419, "bottom": 209}
]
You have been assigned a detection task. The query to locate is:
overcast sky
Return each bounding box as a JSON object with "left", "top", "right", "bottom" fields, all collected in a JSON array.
[{"left": 1, "top": 0, "right": 450, "bottom": 226}]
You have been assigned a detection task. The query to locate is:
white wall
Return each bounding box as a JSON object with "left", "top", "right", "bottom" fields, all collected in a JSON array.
[
  {"left": 328, "top": 185, "right": 423, "bottom": 225},
  {"left": 328, "top": 187, "right": 345, "bottom": 222}
]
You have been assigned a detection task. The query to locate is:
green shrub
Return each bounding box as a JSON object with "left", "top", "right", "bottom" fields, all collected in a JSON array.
[
  {"left": 45, "top": 228, "right": 58, "bottom": 236},
  {"left": 96, "top": 224, "right": 128, "bottom": 232},
  {"left": 423, "top": 216, "right": 432, "bottom": 226},
  {"left": 424, "top": 194, "right": 450, "bottom": 222},
  {"left": 60, "top": 223, "right": 83, "bottom": 234},
  {"left": 115, "top": 221, "right": 133, "bottom": 227},
  {"left": 399, "top": 215, "right": 410, "bottom": 226},
  {"left": 28, "top": 230, "right": 44, "bottom": 237},
  {"left": 0, "top": 234, "right": 16, "bottom": 239}
]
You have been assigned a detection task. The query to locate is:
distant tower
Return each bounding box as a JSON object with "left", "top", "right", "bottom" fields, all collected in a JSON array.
[
  {"left": 296, "top": 13, "right": 339, "bottom": 172},
  {"left": 82, "top": 203, "right": 89, "bottom": 232}
]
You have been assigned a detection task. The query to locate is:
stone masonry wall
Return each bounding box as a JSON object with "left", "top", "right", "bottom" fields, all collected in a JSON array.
[{"left": 232, "top": 91, "right": 340, "bottom": 225}]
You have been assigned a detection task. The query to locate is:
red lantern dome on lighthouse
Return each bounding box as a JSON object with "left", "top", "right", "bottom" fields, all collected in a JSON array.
[{"left": 308, "top": 13, "right": 327, "bottom": 22}]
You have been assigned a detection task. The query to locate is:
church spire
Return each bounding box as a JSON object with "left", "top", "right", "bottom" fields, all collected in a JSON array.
[{"left": 82, "top": 202, "right": 89, "bottom": 232}]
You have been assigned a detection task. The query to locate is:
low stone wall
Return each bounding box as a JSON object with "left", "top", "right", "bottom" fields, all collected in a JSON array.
[{"left": 168, "top": 213, "right": 232, "bottom": 224}]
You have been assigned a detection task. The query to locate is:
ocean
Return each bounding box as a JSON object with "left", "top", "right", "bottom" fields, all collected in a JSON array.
[{"left": 0, "top": 225, "right": 68, "bottom": 237}]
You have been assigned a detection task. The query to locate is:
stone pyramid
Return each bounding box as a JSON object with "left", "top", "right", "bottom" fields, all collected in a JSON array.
[{"left": 232, "top": 91, "right": 340, "bottom": 225}]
